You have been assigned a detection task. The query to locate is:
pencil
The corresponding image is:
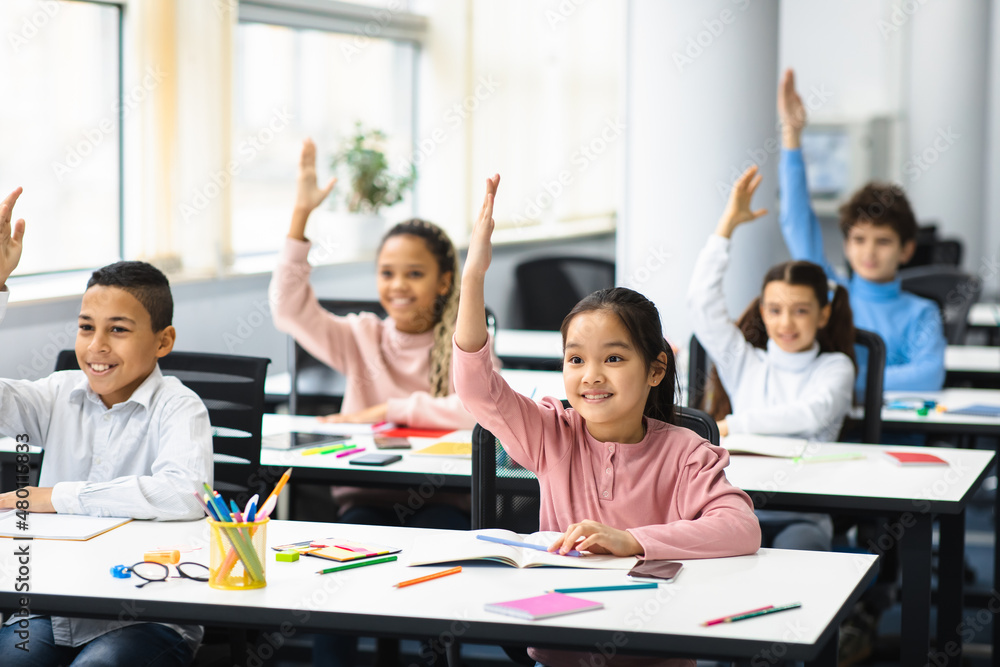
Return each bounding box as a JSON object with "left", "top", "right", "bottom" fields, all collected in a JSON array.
[
  {"left": 702, "top": 605, "right": 773, "bottom": 627},
  {"left": 262, "top": 467, "right": 293, "bottom": 508},
  {"left": 702, "top": 602, "right": 800, "bottom": 626},
  {"left": 551, "top": 583, "right": 658, "bottom": 594},
  {"left": 393, "top": 566, "right": 462, "bottom": 588},
  {"left": 318, "top": 555, "right": 398, "bottom": 575}
]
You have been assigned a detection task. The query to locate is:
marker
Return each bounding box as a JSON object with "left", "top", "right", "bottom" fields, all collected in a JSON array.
[
  {"left": 320, "top": 444, "right": 358, "bottom": 456},
  {"left": 336, "top": 447, "right": 366, "bottom": 458},
  {"left": 702, "top": 603, "right": 800, "bottom": 626},
  {"left": 317, "top": 555, "right": 398, "bottom": 575},
  {"left": 303, "top": 443, "right": 354, "bottom": 456},
  {"left": 393, "top": 566, "right": 462, "bottom": 588},
  {"left": 551, "top": 583, "right": 658, "bottom": 594}
]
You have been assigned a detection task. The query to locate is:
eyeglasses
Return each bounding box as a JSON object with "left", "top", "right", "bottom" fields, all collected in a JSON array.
[{"left": 112, "top": 561, "right": 210, "bottom": 588}]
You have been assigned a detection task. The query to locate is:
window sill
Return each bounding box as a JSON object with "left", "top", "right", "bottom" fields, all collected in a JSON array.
[{"left": 6, "top": 220, "right": 615, "bottom": 308}]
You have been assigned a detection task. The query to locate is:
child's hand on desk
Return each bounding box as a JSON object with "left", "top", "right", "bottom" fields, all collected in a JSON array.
[
  {"left": 289, "top": 138, "right": 337, "bottom": 241},
  {"left": 0, "top": 486, "right": 55, "bottom": 513},
  {"left": 318, "top": 403, "right": 388, "bottom": 424},
  {"left": 715, "top": 165, "right": 767, "bottom": 239},
  {"left": 548, "top": 519, "right": 643, "bottom": 557},
  {"left": 0, "top": 186, "right": 26, "bottom": 288}
]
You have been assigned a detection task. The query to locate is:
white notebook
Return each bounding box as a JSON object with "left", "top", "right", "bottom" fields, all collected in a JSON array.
[{"left": 0, "top": 511, "right": 131, "bottom": 540}]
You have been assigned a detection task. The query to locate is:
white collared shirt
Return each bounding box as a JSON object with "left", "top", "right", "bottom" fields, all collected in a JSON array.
[{"left": 0, "top": 294, "right": 212, "bottom": 650}]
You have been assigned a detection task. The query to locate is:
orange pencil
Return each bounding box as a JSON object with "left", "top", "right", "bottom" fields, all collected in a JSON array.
[
  {"left": 393, "top": 566, "right": 462, "bottom": 588},
  {"left": 262, "top": 467, "right": 293, "bottom": 510}
]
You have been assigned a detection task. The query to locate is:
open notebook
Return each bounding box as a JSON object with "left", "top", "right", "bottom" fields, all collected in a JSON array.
[
  {"left": 407, "top": 529, "right": 638, "bottom": 570},
  {"left": 0, "top": 511, "right": 131, "bottom": 540},
  {"left": 720, "top": 434, "right": 808, "bottom": 459}
]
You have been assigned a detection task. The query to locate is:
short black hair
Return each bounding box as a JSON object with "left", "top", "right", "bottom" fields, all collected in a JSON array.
[{"left": 86, "top": 261, "right": 173, "bottom": 332}]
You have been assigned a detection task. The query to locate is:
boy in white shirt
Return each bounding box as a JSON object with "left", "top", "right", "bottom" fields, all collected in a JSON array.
[{"left": 0, "top": 187, "right": 213, "bottom": 666}]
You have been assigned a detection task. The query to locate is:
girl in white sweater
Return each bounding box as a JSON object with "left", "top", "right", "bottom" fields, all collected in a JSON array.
[{"left": 687, "top": 165, "right": 857, "bottom": 551}]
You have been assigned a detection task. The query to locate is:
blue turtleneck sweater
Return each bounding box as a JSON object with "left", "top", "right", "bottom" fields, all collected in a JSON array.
[{"left": 779, "top": 148, "right": 946, "bottom": 393}]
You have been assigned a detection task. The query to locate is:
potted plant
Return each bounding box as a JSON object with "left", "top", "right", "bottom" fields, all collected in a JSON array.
[{"left": 312, "top": 122, "right": 416, "bottom": 260}]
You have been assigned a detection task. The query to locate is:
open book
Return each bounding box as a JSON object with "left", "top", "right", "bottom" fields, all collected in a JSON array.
[
  {"left": 0, "top": 512, "right": 131, "bottom": 540},
  {"left": 720, "top": 434, "right": 808, "bottom": 459},
  {"left": 406, "top": 529, "right": 639, "bottom": 570}
]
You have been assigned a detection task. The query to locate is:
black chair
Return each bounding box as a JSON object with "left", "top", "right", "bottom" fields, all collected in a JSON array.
[
  {"left": 55, "top": 349, "right": 271, "bottom": 504},
  {"left": 514, "top": 256, "right": 615, "bottom": 330},
  {"left": 899, "top": 265, "right": 982, "bottom": 344},
  {"left": 687, "top": 329, "right": 884, "bottom": 444},
  {"left": 470, "top": 403, "right": 717, "bottom": 666},
  {"left": 288, "top": 299, "right": 498, "bottom": 415}
]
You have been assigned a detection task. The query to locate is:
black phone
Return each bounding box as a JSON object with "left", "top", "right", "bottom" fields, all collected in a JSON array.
[
  {"left": 373, "top": 436, "right": 412, "bottom": 449},
  {"left": 627, "top": 560, "right": 683, "bottom": 583},
  {"left": 348, "top": 453, "right": 403, "bottom": 466}
]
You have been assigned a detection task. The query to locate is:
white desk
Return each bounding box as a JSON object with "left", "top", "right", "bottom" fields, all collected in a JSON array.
[
  {"left": 969, "top": 302, "right": 1000, "bottom": 328},
  {"left": 724, "top": 433, "right": 994, "bottom": 667},
  {"left": 494, "top": 329, "right": 564, "bottom": 368},
  {"left": 946, "top": 344, "right": 1000, "bottom": 386},
  {"left": 0, "top": 519, "right": 876, "bottom": 665},
  {"left": 879, "top": 388, "right": 1000, "bottom": 433}
]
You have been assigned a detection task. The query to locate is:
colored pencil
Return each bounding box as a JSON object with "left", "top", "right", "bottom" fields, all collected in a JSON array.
[
  {"left": 317, "top": 555, "right": 398, "bottom": 575},
  {"left": 393, "top": 566, "right": 462, "bottom": 588},
  {"left": 551, "top": 583, "right": 658, "bottom": 594},
  {"left": 703, "top": 603, "right": 800, "bottom": 626}
]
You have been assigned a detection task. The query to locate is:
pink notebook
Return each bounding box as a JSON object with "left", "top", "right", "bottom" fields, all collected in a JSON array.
[
  {"left": 884, "top": 451, "right": 948, "bottom": 466},
  {"left": 484, "top": 592, "right": 603, "bottom": 620}
]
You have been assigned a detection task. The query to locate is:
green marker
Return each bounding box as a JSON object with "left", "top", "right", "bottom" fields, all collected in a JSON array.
[{"left": 317, "top": 555, "right": 398, "bottom": 575}]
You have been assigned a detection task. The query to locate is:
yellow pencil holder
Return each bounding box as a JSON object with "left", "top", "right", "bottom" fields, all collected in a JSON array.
[{"left": 207, "top": 517, "right": 268, "bottom": 590}]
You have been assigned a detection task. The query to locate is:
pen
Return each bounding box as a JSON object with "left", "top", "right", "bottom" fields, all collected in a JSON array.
[
  {"left": 792, "top": 453, "right": 867, "bottom": 464},
  {"left": 393, "top": 566, "right": 462, "bottom": 588},
  {"left": 551, "top": 583, "right": 658, "bottom": 594},
  {"left": 702, "top": 603, "right": 801, "bottom": 626},
  {"left": 336, "top": 447, "right": 366, "bottom": 458},
  {"left": 317, "top": 555, "right": 397, "bottom": 575}
]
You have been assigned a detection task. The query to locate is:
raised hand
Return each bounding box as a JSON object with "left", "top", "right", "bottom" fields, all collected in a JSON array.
[
  {"left": 547, "top": 519, "right": 643, "bottom": 557},
  {"left": 778, "top": 69, "right": 806, "bottom": 147},
  {"left": 0, "top": 187, "right": 25, "bottom": 288},
  {"left": 716, "top": 165, "right": 768, "bottom": 239},
  {"left": 289, "top": 139, "right": 337, "bottom": 240},
  {"left": 464, "top": 174, "right": 500, "bottom": 281}
]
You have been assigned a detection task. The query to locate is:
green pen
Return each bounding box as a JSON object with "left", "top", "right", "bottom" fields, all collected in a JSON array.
[
  {"left": 792, "top": 453, "right": 866, "bottom": 464},
  {"left": 551, "top": 583, "right": 658, "bottom": 594},
  {"left": 319, "top": 443, "right": 358, "bottom": 456},
  {"left": 317, "top": 555, "right": 398, "bottom": 575}
]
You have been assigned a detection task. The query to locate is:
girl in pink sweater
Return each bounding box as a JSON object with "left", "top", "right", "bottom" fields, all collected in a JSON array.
[{"left": 454, "top": 176, "right": 760, "bottom": 667}]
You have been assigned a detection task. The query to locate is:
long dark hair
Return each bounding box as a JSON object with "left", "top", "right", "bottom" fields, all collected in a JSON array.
[
  {"left": 379, "top": 219, "right": 458, "bottom": 398},
  {"left": 702, "top": 261, "right": 856, "bottom": 420},
  {"left": 559, "top": 287, "right": 677, "bottom": 425}
]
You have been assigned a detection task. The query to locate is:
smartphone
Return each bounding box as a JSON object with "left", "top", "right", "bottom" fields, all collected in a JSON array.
[
  {"left": 262, "top": 432, "right": 349, "bottom": 450},
  {"left": 349, "top": 453, "right": 403, "bottom": 466},
  {"left": 627, "top": 560, "right": 683, "bottom": 583},
  {"left": 373, "top": 436, "right": 412, "bottom": 450}
]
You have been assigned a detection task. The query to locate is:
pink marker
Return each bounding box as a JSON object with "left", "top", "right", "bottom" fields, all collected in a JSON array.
[{"left": 337, "top": 447, "right": 366, "bottom": 458}]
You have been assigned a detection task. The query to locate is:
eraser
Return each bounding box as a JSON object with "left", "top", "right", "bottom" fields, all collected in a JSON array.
[
  {"left": 916, "top": 407, "right": 929, "bottom": 417},
  {"left": 110, "top": 564, "right": 132, "bottom": 578},
  {"left": 145, "top": 550, "right": 180, "bottom": 564},
  {"left": 276, "top": 550, "right": 300, "bottom": 562}
]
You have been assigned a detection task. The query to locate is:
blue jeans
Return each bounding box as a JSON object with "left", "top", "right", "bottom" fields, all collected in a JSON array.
[{"left": 0, "top": 617, "right": 192, "bottom": 666}]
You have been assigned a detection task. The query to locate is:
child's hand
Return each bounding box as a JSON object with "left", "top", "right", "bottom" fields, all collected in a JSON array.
[
  {"left": 715, "top": 165, "right": 767, "bottom": 239},
  {"left": 717, "top": 419, "right": 729, "bottom": 438},
  {"left": 289, "top": 139, "right": 337, "bottom": 240},
  {"left": 318, "top": 403, "right": 388, "bottom": 424},
  {"left": 0, "top": 486, "right": 54, "bottom": 513},
  {"left": 548, "top": 519, "right": 644, "bottom": 557},
  {"left": 778, "top": 68, "right": 806, "bottom": 148},
  {"left": 0, "top": 187, "right": 25, "bottom": 288},
  {"left": 463, "top": 175, "right": 500, "bottom": 281}
]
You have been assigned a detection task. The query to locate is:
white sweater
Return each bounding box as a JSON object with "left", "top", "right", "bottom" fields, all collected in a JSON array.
[{"left": 686, "top": 235, "right": 855, "bottom": 442}]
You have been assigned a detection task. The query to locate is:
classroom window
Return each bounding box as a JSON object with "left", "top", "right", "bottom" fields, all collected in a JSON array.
[
  {"left": 0, "top": 0, "right": 122, "bottom": 276},
  {"left": 469, "top": 0, "right": 623, "bottom": 232},
  {"left": 231, "top": 20, "right": 417, "bottom": 258}
]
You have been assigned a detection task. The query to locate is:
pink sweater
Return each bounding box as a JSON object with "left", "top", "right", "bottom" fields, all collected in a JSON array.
[
  {"left": 453, "top": 337, "right": 761, "bottom": 667},
  {"left": 269, "top": 237, "right": 487, "bottom": 429}
]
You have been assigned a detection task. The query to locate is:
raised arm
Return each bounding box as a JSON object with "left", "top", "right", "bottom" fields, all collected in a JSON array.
[
  {"left": 455, "top": 174, "right": 500, "bottom": 354},
  {"left": 0, "top": 187, "right": 25, "bottom": 324},
  {"left": 288, "top": 139, "right": 337, "bottom": 241}
]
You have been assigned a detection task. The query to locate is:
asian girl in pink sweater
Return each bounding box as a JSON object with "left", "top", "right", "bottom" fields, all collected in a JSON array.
[{"left": 453, "top": 176, "right": 760, "bottom": 667}]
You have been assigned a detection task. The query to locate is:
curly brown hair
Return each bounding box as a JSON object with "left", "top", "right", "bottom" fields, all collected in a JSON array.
[{"left": 838, "top": 182, "right": 918, "bottom": 244}]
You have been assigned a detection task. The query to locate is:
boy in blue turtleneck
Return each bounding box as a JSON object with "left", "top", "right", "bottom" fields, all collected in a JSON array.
[{"left": 777, "top": 69, "right": 945, "bottom": 394}]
